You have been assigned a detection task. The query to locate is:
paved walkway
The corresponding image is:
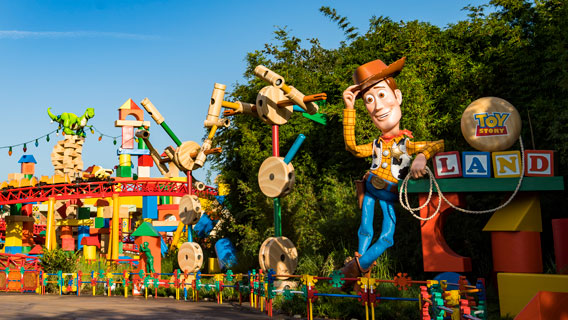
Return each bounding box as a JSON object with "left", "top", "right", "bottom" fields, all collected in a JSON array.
[{"left": 0, "top": 293, "right": 290, "bottom": 319}]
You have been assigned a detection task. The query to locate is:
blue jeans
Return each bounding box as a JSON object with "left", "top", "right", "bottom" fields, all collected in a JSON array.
[{"left": 358, "top": 174, "right": 397, "bottom": 270}]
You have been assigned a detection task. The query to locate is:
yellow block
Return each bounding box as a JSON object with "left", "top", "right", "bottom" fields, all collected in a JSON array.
[
  {"left": 119, "top": 154, "right": 132, "bottom": 167},
  {"left": 84, "top": 246, "right": 97, "bottom": 260},
  {"left": 492, "top": 151, "right": 522, "bottom": 178},
  {"left": 56, "top": 219, "right": 93, "bottom": 226},
  {"left": 497, "top": 272, "right": 568, "bottom": 318},
  {"left": 117, "top": 196, "right": 142, "bottom": 208},
  {"left": 483, "top": 194, "right": 542, "bottom": 232},
  {"left": 5, "top": 221, "right": 23, "bottom": 246},
  {"left": 208, "top": 258, "right": 221, "bottom": 273}
]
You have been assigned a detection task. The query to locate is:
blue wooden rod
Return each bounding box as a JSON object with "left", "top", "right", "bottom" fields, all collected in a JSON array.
[{"left": 283, "top": 134, "right": 306, "bottom": 164}]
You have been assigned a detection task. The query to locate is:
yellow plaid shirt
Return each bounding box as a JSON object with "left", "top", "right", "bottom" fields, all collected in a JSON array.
[{"left": 343, "top": 109, "right": 444, "bottom": 183}]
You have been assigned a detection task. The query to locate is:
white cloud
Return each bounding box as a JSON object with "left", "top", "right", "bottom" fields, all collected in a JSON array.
[{"left": 0, "top": 30, "right": 157, "bottom": 40}]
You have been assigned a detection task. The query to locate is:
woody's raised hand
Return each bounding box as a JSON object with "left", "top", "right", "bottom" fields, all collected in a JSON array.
[{"left": 343, "top": 85, "right": 360, "bottom": 109}]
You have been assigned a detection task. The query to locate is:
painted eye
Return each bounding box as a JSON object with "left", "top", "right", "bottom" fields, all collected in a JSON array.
[
  {"left": 378, "top": 90, "right": 387, "bottom": 98},
  {"left": 365, "top": 95, "right": 375, "bottom": 104}
]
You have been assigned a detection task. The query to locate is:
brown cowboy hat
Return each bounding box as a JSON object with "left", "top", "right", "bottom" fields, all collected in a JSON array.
[{"left": 352, "top": 57, "right": 406, "bottom": 94}]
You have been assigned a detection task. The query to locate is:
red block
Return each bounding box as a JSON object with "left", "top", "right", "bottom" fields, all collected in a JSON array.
[
  {"left": 122, "top": 126, "right": 134, "bottom": 149},
  {"left": 420, "top": 192, "right": 472, "bottom": 272},
  {"left": 491, "top": 231, "right": 542, "bottom": 273},
  {"left": 524, "top": 150, "right": 554, "bottom": 177},
  {"left": 433, "top": 151, "right": 462, "bottom": 179},
  {"left": 158, "top": 204, "right": 180, "bottom": 221},
  {"left": 138, "top": 155, "right": 154, "bottom": 167},
  {"left": 61, "top": 238, "right": 75, "bottom": 251},
  {"left": 553, "top": 219, "right": 568, "bottom": 274}
]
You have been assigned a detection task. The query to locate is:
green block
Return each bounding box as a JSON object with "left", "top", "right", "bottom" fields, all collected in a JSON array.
[
  {"left": 10, "top": 203, "right": 22, "bottom": 215},
  {"left": 117, "top": 165, "right": 132, "bottom": 178},
  {"left": 119, "top": 241, "right": 123, "bottom": 254},
  {"left": 21, "top": 246, "right": 31, "bottom": 254},
  {"left": 401, "top": 176, "right": 565, "bottom": 193},
  {"left": 24, "top": 174, "right": 34, "bottom": 180},
  {"left": 78, "top": 207, "right": 91, "bottom": 220},
  {"left": 159, "top": 196, "right": 170, "bottom": 205},
  {"left": 95, "top": 217, "right": 105, "bottom": 228}
]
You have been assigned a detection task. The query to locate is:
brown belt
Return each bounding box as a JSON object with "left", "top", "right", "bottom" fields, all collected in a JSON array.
[{"left": 370, "top": 176, "right": 397, "bottom": 194}]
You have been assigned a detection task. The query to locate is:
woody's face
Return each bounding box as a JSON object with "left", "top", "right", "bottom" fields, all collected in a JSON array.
[{"left": 362, "top": 80, "right": 402, "bottom": 133}]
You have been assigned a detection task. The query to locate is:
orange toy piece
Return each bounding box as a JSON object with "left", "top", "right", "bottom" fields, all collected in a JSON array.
[
  {"left": 515, "top": 291, "right": 568, "bottom": 320},
  {"left": 419, "top": 192, "right": 472, "bottom": 272}
]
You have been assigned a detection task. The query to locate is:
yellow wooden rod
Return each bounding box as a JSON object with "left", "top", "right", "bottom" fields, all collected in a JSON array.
[
  {"left": 221, "top": 101, "right": 240, "bottom": 110},
  {"left": 281, "top": 84, "right": 292, "bottom": 94},
  {"left": 208, "top": 125, "right": 218, "bottom": 140}
]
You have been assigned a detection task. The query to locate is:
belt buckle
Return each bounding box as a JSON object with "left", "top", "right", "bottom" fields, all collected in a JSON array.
[{"left": 371, "top": 176, "right": 386, "bottom": 190}]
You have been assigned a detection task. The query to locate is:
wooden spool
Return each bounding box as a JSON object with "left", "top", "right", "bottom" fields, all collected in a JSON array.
[
  {"left": 258, "top": 236, "right": 298, "bottom": 279},
  {"left": 175, "top": 141, "right": 201, "bottom": 171},
  {"left": 258, "top": 157, "right": 295, "bottom": 198},
  {"left": 179, "top": 194, "right": 202, "bottom": 225},
  {"left": 256, "top": 86, "right": 293, "bottom": 125},
  {"left": 178, "top": 242, "right": 204, "bottom": 273},
  {"left": 461, "top": 97, "right": 521, "bottom": 152}
]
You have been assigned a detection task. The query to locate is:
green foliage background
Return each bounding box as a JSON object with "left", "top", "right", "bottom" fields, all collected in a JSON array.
[{"left": 208, "top": 0, "right": 567, "bottom": 314}]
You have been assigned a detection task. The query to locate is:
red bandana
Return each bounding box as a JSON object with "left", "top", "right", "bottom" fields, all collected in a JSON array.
[{"left": 382, "top": 129, "right": 413, "bottom": 142}]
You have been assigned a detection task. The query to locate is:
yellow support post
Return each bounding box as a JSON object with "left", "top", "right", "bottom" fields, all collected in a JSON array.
[
  {"left": 124, "top": 272, "right": 129, "bottom": 298},
  {"left": 46, "top": 197, "right": 56, "bottom": 250},
  {"left": 365, "top": 301, "right": 369, "bottom": 320},
  {"left": 111, "top": 193, "right": 120, "bottom": 261},
  {"left": 92, "top": 273, "right": 97, "bottom": 296},
  {"left": 309, "top": 300, "right": 313, "bottom": 320}
]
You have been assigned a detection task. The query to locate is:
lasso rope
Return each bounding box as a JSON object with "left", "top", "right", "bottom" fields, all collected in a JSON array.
[{"left": 399, "top": 137, "right": 525, "bottom": 221}]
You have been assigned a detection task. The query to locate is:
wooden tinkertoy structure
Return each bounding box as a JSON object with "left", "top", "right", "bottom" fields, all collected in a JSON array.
[{"left": 215, "top": 65, "right": 327, "bottom": 278}]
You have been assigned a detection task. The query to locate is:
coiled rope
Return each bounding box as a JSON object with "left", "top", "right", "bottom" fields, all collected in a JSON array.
[{"left": 399, "top": 137, "right": 525, "bottom": 221}]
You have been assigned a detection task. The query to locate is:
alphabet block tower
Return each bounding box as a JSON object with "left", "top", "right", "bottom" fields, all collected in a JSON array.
[{"left": 114, "top": 99, "right": 152, "bottom": 178}]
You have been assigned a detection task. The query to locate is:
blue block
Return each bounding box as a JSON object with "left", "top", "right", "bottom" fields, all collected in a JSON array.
[
  {"left": 153, "top": 226, "right": 178, "bottom": 232},
  {"left": 215, "top": 238, "right": 237, "bottom": 270},
  {"left": 161, "top": 237, "right": 167, "bottom": 257},
  {"left": 194, "top": 214, "right": 217, "bottom": 238},
  {"left": 462, "top": 151, "right": 492, "bottom": 178},
  {"left": 77, "top": 226, "right": 90, "bottom": 250},
  {"left": 4, "top": 246, "right": 23, "bottom": 254},
  {"left": 117, "top": 148, "right": 151, "bottom": 156},
  {"left": 142, "top": 196, "right": 158, "bottom": 220}
]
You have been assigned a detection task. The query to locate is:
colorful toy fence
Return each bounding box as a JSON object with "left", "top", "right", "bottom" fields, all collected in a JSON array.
[{"left": 1, "top": 264, "right": 487, "bottom": 320}]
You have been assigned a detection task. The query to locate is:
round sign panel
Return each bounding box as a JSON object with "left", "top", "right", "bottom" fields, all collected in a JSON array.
[{"left": 461, "top": 97, "right": 521, "bottom": 151}]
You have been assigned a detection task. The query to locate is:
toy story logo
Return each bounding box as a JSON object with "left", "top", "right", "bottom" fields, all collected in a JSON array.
[{"left": 474, "top": 112, "right": 510, "bottom": 137}]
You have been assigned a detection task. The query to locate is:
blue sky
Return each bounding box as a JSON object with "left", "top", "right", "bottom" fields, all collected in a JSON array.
[{"left": 0, "top": 0, "right": 492, "bottom": 184}]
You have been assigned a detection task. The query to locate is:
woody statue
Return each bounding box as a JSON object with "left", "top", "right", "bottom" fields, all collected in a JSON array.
[{"left": 341, "top": 57, "right": 443, "bottom": 279}]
